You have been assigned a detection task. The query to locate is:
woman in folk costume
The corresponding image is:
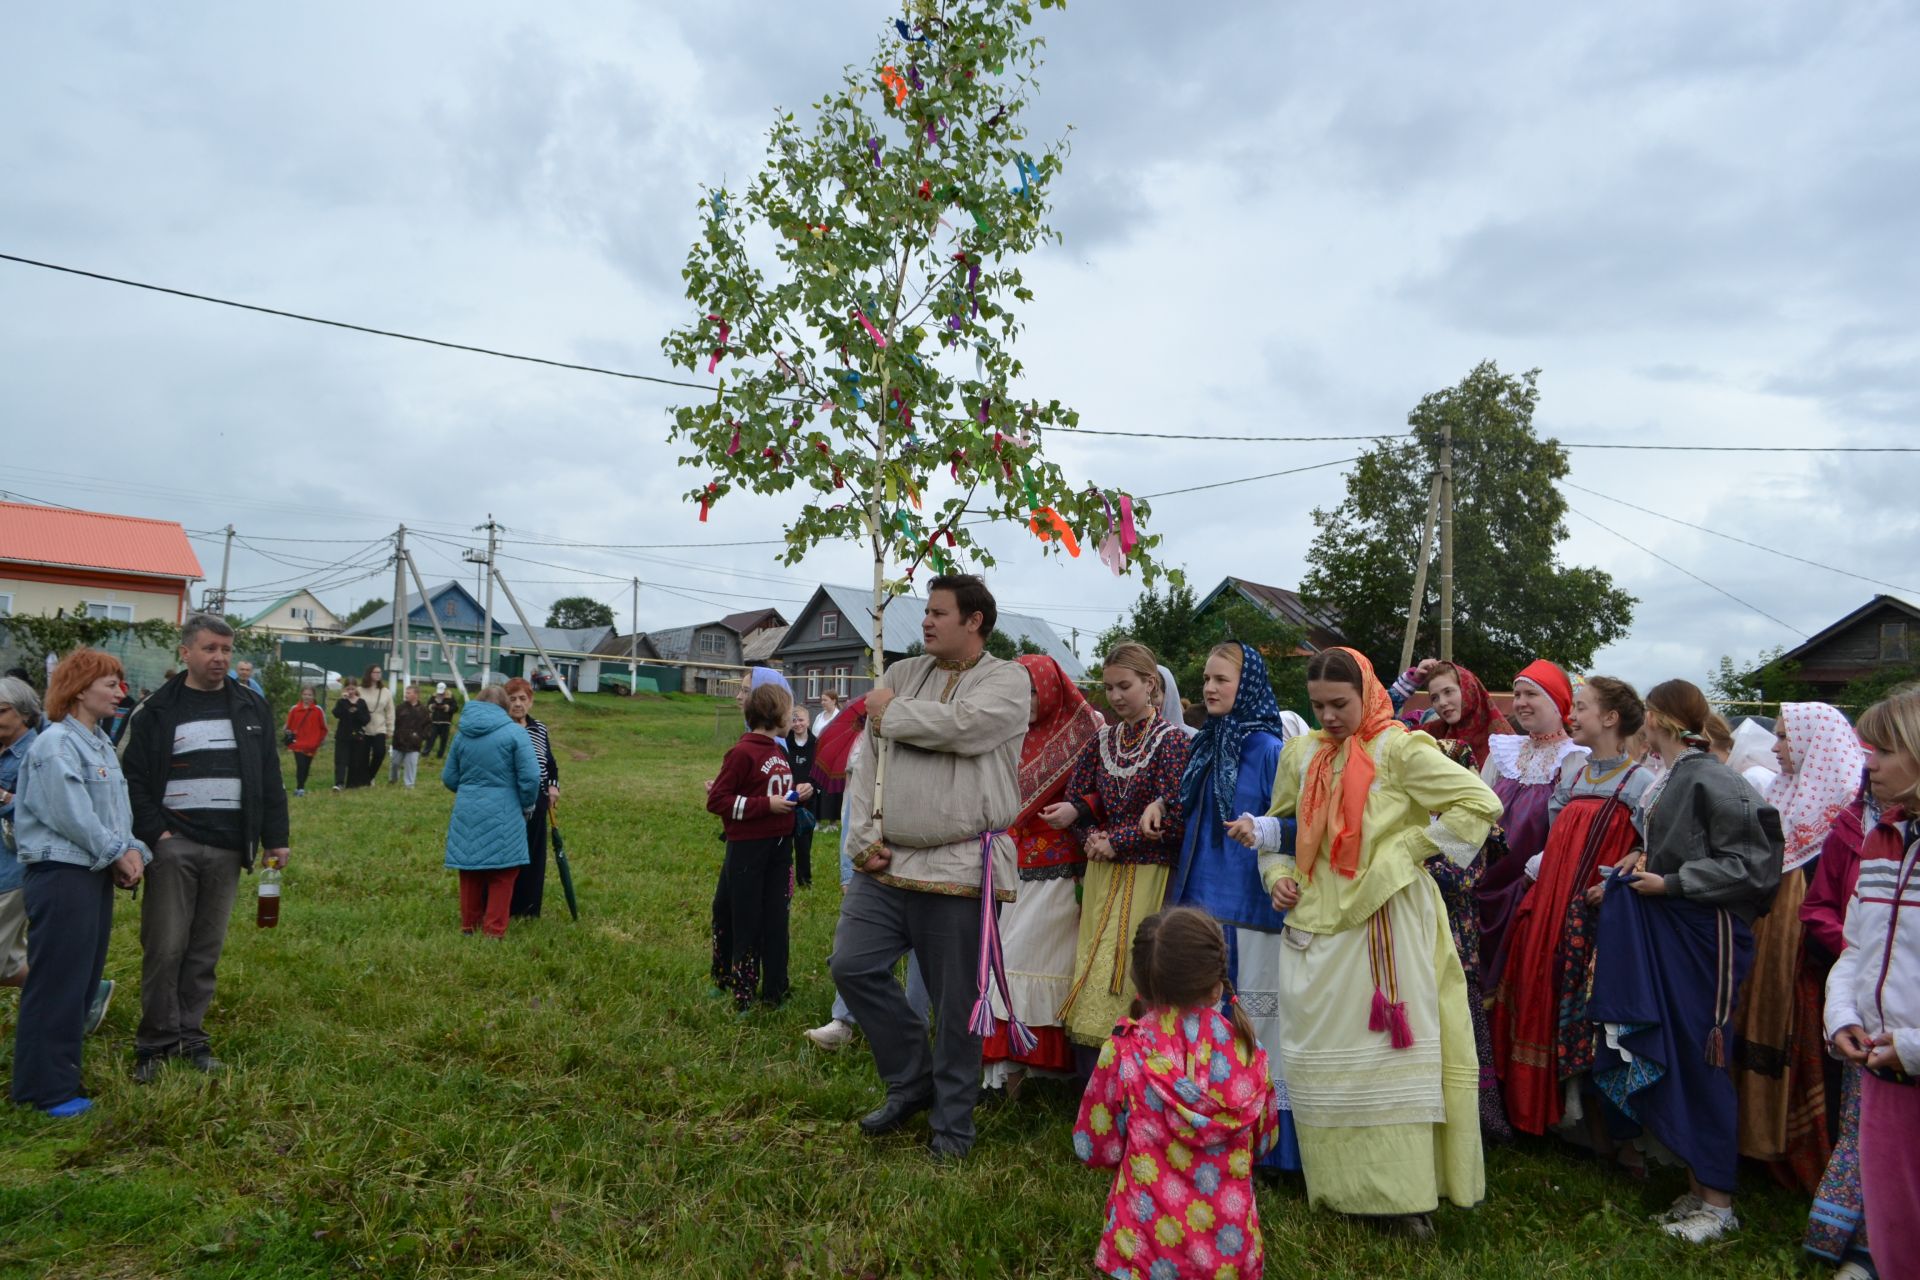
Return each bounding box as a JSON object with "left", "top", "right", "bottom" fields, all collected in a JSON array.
[
  {"left": 1248, "top": 647, "right": 1502, "bottom": 1238},
  {"left": 1054, "top": 644, "right": 1191, "bottom": 1055},
  {"left": 1732, "top": 703, "right": 1865, "bottom": 1185},
  {"left": 1802, "top": 768, "right": 1879, "bottom": 1279},
  {"left": 1476, "top": 659, "right": 1587, "bottom": 991},
  {"left": 1589, "top": 680, "right": 1783, "bottom": 1245},
  {"left": 1398, "top": 660, "right": 1518, "bottom": 1142},
  {"left": 980, "top": 655, "right": 1103, "bottom": 1096},
  {"left": 1158, "top": 641, "right": 1304, "bottom": 1172},
  {"left": 1157, "top": 664, "right": 1197, "bottom": 738},
  {"left": 1491, "top": 676, "right": 1655, "bottom": 1148}
]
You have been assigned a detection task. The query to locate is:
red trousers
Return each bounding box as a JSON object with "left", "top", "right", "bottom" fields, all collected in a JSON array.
[{"left": 458, "top": 868, "right": 520, "bottom": 937}]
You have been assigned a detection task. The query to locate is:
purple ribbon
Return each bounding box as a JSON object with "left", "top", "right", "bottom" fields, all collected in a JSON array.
[
  {"left": 866, "top": 137, "right": 882, "bottom": 169},
  {"left": 969, "top": 830, "right": 1036, "bottom": 1053}
]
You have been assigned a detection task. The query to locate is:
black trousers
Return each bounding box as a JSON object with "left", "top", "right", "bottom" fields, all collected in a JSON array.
[
  {"left": 792, "top": 824, "right": 814, "bottom": 888},
  {"left": 722, "top": 836, "right": 791, "bottom": 1008},
  {"left": 428, "top": 722, "right": 451, "bottom": 758},
  {"left": 364, "top": 733, "right": 389, "bottom": 782},
  {"left": 294, "top": 752, "right": 315, "bottom": 790},
  {"left": 10, "top": 862, "right": 114, "bottom": 1108},
  {"left": 509, "top": 797, "right": 549, "bottom": 918}
]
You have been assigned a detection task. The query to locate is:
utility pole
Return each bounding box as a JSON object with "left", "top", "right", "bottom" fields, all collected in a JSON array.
[
  {"left": 492, "top": 568, "right": 575, "bottom": 704},
  {"left": 1398, "top": 476, "right": 1443, "bottom": 674},
  {"left": 630, "top": 576, "right": 642, "bottom": 694},
  {"left": 403, "top": 548, "right": 469, "bottom": 700},
  {"left": 1439, "top": 417, "right": 1455, "bottom": 662},
  {"left": 392, "top": 524, "right": 409, "bottom": 694},
  {"left": 467, "top": 515, "right": 498, "bottom": 689},
  {"left": 211, "top": 524, "right": 235, "bottom": 614}
]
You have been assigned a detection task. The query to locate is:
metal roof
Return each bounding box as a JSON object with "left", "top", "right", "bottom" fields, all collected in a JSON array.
[
  {"left": 797, "top": 583, "right": 1083, "bottom": 679},
  {"left": 0, "top": 500, "right": 203, "bottom": 582}
]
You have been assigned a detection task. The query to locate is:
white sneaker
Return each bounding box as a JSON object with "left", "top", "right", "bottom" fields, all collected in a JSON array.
[
  {"left": 1661, "top": 1207, "right": 1737, "bottom": 1244},
  {"left": 1835, "top": 1264, "right": 1874, "bottom": 1280},
  {"left": 803, "top": 1019, "right": 855, "bottom": 1050},
  {"left": 1651, "top": 1193, "right": 1703, "bottom": 1223}
]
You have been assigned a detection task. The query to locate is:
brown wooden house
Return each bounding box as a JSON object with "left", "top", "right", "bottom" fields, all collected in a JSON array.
[{"left": 1764, "top": 594, "right": 1920, "bottom": 701}]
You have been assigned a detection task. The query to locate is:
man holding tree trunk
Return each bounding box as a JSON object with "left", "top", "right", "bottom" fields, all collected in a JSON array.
[{"left": 829, "top": 575, "right": 1029, "bottom": 1163}]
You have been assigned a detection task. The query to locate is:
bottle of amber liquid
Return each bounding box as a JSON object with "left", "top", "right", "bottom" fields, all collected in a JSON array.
[{"left": 256, "top": 866, "right": 281, "bottom": 928}]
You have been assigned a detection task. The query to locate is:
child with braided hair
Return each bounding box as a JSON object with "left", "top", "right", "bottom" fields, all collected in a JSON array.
[{"left": 1073, "top": 906, "right": 1278, "bottom": 1280}]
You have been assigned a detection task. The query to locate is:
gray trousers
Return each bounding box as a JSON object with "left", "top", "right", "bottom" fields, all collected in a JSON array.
[
  {"left": 138, "top": 836, "right": 242, "bottom": 1058},
  {"left": 829, "top": 874, "right": 985, "bottom": 1148}
]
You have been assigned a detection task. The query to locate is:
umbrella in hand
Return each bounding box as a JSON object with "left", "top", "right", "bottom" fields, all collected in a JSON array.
[
  {"left": 811, "top": 694, "right": 868, "bottom": 794},
  {"left": 550, "top": 820, "right": 581, "bottom": 922}
]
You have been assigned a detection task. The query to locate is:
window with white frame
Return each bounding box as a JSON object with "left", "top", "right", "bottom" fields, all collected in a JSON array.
[
  {"left": 84, "top": 601, "right": 134, "bottom": 623},
  {"left": 698, "top": 631, "right": 723, "bottom": 655},
  {"left": 0, "top": 592, "right": 12, "bottom": 616},
  {"left": 807, "top": 668, "right": 822, "bottom": 700},
  {"left": 820, "top": 611, "right": 839, "bottom": 638},
  {"left": 416, "top": 643, "right": 432, "bottom": 662},
  {"left": 834, "top": 666, "right": 850, "bottom": 695}
]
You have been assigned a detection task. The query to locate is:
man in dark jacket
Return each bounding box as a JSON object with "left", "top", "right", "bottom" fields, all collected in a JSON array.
[{"left": 121, "top": 614, "right": 290, "bottom": 1083}]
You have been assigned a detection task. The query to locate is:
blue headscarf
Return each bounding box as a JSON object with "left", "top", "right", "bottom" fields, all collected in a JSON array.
[
  {"left": 1178, "top": 643, "right": 1291, "bottom": 826},
  {"left": 745, "top": 667, "right": 792, "bottom": 726}
]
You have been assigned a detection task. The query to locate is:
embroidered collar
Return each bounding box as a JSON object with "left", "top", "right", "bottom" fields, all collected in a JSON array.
[{"left": 934, "top": 654, "right": 983, "bottom": 672}]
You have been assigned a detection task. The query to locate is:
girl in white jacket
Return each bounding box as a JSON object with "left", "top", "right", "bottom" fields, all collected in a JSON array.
[{"left": 1826, "top": 691, "right": 1920, "bottom": 1280}]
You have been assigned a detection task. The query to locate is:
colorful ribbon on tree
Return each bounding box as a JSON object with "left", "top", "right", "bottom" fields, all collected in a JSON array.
[
  {"left": 705, "top": 314, "right": 729, "bottom": 374},
  {"left": 697, "top": 482, "right": 717, "bottom": 523},
  {"left": 879, "top": 65, "right": 909, "bottom": 106}
]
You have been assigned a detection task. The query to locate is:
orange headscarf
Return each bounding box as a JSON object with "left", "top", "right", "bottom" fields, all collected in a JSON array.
[{"left": 1296, "top": 647, "right": 1398, "bottom": 881}]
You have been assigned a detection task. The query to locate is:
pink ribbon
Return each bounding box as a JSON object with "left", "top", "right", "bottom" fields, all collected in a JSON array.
[
  {"left": 726, "top": 423, "right": 741, "bottom": 456},
  {"left": 854, "top": 309, "right": 888, "bottom": 348},
  {"left": 969, "top": 831, "right": 1035, "bottom": 1054},
  {"left": 706, "top": 314, "right": 730, "bottom": 374},
  {"left": 1118, "top": 495, "right": 1138, "bottom": 553}
]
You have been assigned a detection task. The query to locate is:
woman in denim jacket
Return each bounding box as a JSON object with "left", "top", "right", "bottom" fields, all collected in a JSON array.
[{"left": 9, "top": 650, "right": 150, "bottom": 1117}]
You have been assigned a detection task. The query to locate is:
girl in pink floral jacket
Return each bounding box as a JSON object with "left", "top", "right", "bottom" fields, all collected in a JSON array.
[{"left": 1074, "top": 906, "right": 1279, "bottom": 1280}]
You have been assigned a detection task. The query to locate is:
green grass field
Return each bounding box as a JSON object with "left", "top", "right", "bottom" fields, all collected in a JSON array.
[{"left": 1, "top": 694, "right": 1824, "bottom": 1277}]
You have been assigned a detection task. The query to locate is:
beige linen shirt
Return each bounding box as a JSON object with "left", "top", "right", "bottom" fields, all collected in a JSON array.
[{"left": 846, "top": 652, "right": 1029, "bottom": 901}]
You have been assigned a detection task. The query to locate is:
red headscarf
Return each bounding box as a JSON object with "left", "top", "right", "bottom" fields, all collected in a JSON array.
[
  {"left": 1427, "top": 662, "right": 1513, "bottom": 767},
  {"left": 1014, "top": 655, "right": 1103, "bottom": 826},
  {"left": 1298, "top": 647, "right": 1399, "bottom": 881},
  {"left": 1513, "top": 659, "right": 1573, "bottom": 729}
]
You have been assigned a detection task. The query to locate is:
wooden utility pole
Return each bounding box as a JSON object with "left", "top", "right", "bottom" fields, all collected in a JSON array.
[
  {"left": 1439, "top": 418, "right": 1455, "bottom": 662},
  {"left": 1398, "top": 475, "right": 1443, "bottom": 673}
]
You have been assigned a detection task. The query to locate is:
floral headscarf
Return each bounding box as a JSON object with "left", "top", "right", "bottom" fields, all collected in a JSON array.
[
  {"left": 1296, "top": 647, "right": 1398, "bottom": 881},
  {"left": 1179, "top": 643, "right": 1290, "bottom": 826},
  {"left": 1014, "top": 655, "right": 1103, "bottom": 827},
  {"left": 1766, "top": 702, "right": 1868, "bottom": 873},
  {"left": 1426, "top": 662, "right": 1513, "bottom": 766}
]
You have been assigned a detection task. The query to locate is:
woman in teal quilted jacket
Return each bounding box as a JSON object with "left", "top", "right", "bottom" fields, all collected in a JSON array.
[{"left": 442, "top": 687, "right": 539, "bottom": 938}]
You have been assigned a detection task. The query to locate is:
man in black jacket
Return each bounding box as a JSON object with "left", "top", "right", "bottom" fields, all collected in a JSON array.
[{"left": 121, "top": 614, "right": 290, "bottom": 1083}]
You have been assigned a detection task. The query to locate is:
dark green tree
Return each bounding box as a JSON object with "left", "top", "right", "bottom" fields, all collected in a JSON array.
[
  {"left": 546, "top": 596, "right": 617, "bottom": 630},
  {"left": 1300, "top": 361, "right": 1635, "bottom": 682},
  {"left": 1095, "top": 584, "right": 1307, "bottom": 716},
  {"left": 341, "top": 597, "right": 387, "bottom": 629}
]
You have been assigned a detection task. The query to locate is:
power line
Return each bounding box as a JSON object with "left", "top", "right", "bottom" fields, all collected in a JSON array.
[
  {"left": 0, "top": 252, "right": 727, "bottom": 398},
  {"left": 11, "top": 253, "right": 1910, "bottom": 458},
  {"left": 1138, "top": 456, "right": 1361, "bottom": 499},
  {"left": 1562, "top": 480, "right": 1920, "bottom": 597},
  {"left": 1565, "top": 505, "right": 1803, "bottom": 637}
]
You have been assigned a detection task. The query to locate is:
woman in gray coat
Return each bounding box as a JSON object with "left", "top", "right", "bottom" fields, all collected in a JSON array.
[
  {"left": 442, "top": 686, "right": 539, "bottom": 938},
  {"left": 10, "top": 650, "right": 149, "bottom": 1117}
]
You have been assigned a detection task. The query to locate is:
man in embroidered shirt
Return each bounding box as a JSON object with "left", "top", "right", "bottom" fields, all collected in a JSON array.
[
  {"left": 122, "top": 614, "right": 289, "bottom": 1083},
  {"left": 829, "top": 574, "right": 1029, "bottom": 1161}
]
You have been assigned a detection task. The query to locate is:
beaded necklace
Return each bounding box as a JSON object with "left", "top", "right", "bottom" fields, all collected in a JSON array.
[{"left": 1099, "top": 712, "right": 1173, "bottom": 781}]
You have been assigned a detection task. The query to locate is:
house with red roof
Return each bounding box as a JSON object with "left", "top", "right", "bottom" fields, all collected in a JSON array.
[{"left": 0, "top": 500, "right": 204, "bottom": 625}]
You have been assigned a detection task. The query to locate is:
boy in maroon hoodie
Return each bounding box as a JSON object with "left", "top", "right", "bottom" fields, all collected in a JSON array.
[{"left": 707, "top": 682, "right": 811, "bottom": 1011}]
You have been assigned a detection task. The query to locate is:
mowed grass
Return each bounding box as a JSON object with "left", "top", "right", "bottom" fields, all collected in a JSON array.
[{"left": 1, "top": 694, "right": 1820, "bottom": 1278}]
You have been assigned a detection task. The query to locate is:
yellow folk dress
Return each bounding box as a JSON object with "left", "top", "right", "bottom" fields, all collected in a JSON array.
[{"left": 1260, "top": 724, "right": 1502, "bottom": 1215}]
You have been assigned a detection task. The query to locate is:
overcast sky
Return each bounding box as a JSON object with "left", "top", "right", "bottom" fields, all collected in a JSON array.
[{"left": 5, "top": 2, "right": 1916, "bottom": 692}]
